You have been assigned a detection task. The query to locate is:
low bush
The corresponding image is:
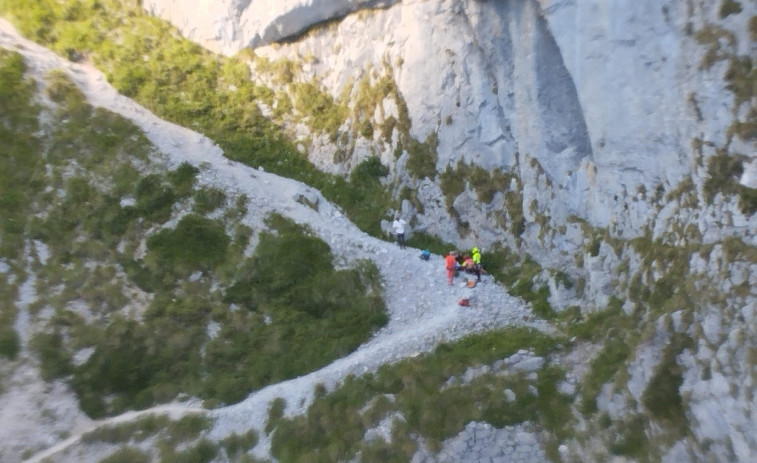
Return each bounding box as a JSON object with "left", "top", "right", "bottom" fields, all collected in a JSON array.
[
  {"left": 221, "top": 430, "right": 259, "bottom": 458},
  {"left": 159, "top": 438, "right": 218, "bottom": 463},
  {"left": 580, "top": 337, "right": 631, "bottom": 415},
  {"left": 405, "top": 132, "right": 438, "bottom": 180},
  {"left": 193, "top": 187, "right": 227, "bottom": 214},
  {"left": 0, "top": 325, "right": 20, "bottom": 359},
  {"left": 30, "top": 331, "right": 73, "bottom": 380},
  {"left": 642, "top": 332, "right": 693, "bottom": 439},
  {"left": 99, "top": 447, "right": 151, "bottom": 463},
  {"left": 146, "top": 214, "right": 230, "bottom": 272}
]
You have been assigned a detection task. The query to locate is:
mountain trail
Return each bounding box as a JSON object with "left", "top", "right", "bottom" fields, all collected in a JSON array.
[{"left": 1, "top": 19, "right": 551, "bottom": 462}]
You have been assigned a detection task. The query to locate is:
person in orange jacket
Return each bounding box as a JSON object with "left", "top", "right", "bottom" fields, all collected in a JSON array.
[{"left": 445, "top": 251, "right": 458, "bottom": 285}]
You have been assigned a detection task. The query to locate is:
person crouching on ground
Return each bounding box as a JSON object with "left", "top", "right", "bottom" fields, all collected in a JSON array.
[
  {"left": 445, "top": 251, "right": 458, "bottom": 285},
  {"left": 392, "top": 214, "right": 407, "bottom": 249}
]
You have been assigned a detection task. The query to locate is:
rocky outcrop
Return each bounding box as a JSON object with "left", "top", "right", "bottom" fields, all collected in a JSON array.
[{"left": 142, "top": 0, "right": 400, "bottom": 55}]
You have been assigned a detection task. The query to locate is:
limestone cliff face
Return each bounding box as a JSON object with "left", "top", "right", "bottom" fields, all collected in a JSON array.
[{"left": 146, "top": 0, "right": 756, "bottom": 461}]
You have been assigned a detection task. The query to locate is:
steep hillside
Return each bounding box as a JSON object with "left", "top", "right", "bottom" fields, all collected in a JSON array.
[
  {"left": 1, "top": 0, "right": 756, "bottom": 461},
  {"left": 0, "top": 16, "right": 549, "bottom": 463}
]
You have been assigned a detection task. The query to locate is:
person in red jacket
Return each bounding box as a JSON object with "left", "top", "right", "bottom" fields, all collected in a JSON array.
[{"left": 445, "top": 251, "right": 458, "bottom": 285}]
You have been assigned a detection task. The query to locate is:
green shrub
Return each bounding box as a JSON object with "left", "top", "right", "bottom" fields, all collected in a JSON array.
[
  {"left": 719, "top": 0, "right": 742, "bottom": 18},
  {"left": 439, "top": 164, "right": 467, "bottom": 213},
  {"left": 0, "top": 326, "right": 20, "bottom": 359},
  {"left": 72, "top": 315, "right": 207, "bottom": 417},
  {"left": 99, "top": 447, "right": 151, "bottom": 463},
  {"left": 0, "top": 49, "right": 43, "bottom": 260},
  {"left": 405, "top": 132, "right": 438, "bottom": 180},
  {"left": 609, "top": 415, "right": 649, "bottom": 458},
  {"left": 350, "top": 156, "right": 388, "bottom": 183},
  {"left": 266, "top": 398, "right": 286, "bottom": 434},
  {"left": 193, "top": 187, "right": 227, "bottom": 214},
  {"left": 642, "top": 333, "right": 693, "bottom": 438},
  {"left": 30, "top": 330, "right": 73, "bottom": 380},
  {"left": 134, "top": 174, "right": 176, "bottom": 223},
  {"left": 160, "top": 438, "right": 218, "bottom": 463},
  {"left": 168, "top": 162, "right": 199, "bottom": 197},
  {"left": 504, "top": 191, "right": 525, "bottom": 236},
  {"left": 581, "top": 337, "right": 631, "bottom": 414},
  {"left": 146, "top": 214, "right": 230, "bottom": 271},
  {"left": 83, "top": 415, "right": 171, "bottom": 444},
  {"left": 568, "top": 297, "right": 629, "bottom": 342},
  {"left": 164, "top": 414, "right": 213, "bottom": 444},
  {"left": 470, "top": 167, "right": 511, "bottom": 203},
  {"left": 221, "top": 430, "right": 259, "bottom": 458}
]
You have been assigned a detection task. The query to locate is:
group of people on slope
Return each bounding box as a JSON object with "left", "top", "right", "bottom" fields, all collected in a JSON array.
[
  {"left": 445, "top": 247, "right": 483, "bottom": 285},
  {"left": 391, "top": 214, "right": 485, "bottom": 286}
]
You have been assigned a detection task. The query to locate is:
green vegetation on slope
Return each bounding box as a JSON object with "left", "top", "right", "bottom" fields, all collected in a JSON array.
[
  {"left": 0, "top": 56, "right": 387, "bottom": 417},
  {"left": 0, "top": 0, "right": 396, "bottom": 236},
  {"left": 0, "top": 49, "right": 43, "bottom": 360},
  {"left": 269, "top": 327, "right": 569, "bottom": 462}
]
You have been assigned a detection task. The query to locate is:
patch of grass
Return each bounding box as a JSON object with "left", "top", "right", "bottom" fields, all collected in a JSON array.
[
  {"left": 83, "top": 415, "right": 171, "bottom": 444},
  {"left": 642, "top": 332, "right": 693, "bottom": 439},
  {"left": 719, "top": 0, "right": 742, "bottom": 19},
  {"left": 290, "top": 80, "right": 347, "bottom": 141},
  {"left": 405, "top": 132, "right": 438, "bottom": 180},
  {"left": 164, "top": 415, "right": 214, "bottom": 445},
  {"left": 724, "top": 55, "right": 756, "bottom": 107},
  {"left": 704, "top": 153, "right": 744, "bottom": 202},
  {"left": 439, "top": 162, "right": 468, "bottom": 213},
  {"left": 266, "top": 397, "right": 286, "bottom": 434},
  {"left": 398, "top": 185, "right": 424, "bottom": 214},
  {"left": 580, "top": 336, "right": 632, "bottom": 415},
  {"left": 504, "top": 190, "right": 525, "bottom": 236},
  {"left": 469, "top": 166, "right": 512, "bottom": 203},
  {"left": 628, "top": 237, "right": 695, "bottom": 315},
  {"left": 567, "top": 297, "right": 630, "bottom": 342},
  {"left": 609, "top": 414, "right": 649, "bottom": 458},
  {"left": 406, "top": 232, "right": 456, "bottom": 257},
  {"left": 0, "top": 49, "right": 43, "bottom": 261},
  {"left": 159, "top": 438, "right": 218, "bottom": 463},
  {"left": 694, "top": 26, "right": 736, "bottom": 70},
  {"left": 0, "top": 325, "right": 20, "bottom": 359},
  {"left": 485, "top": 249, "right": 555, "bottom": 319},
  {"left": 221, "top": 430, "right": 259, "bottom": 458},
  {"left": 30, "top": 330, "right": 73, "bottom": 381},
  {"left": 193, "top": 186, "right": 227, "bottom": 214}
]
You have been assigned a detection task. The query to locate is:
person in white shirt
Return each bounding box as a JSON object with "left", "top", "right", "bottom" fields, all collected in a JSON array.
[{"left": 392, "top": 214, "right": 407, "bottom": 249}]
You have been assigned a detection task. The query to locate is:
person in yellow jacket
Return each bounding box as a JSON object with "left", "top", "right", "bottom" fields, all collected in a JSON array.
[{"left": 471, "top": 247, "right": 482, "bottom": 282}]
